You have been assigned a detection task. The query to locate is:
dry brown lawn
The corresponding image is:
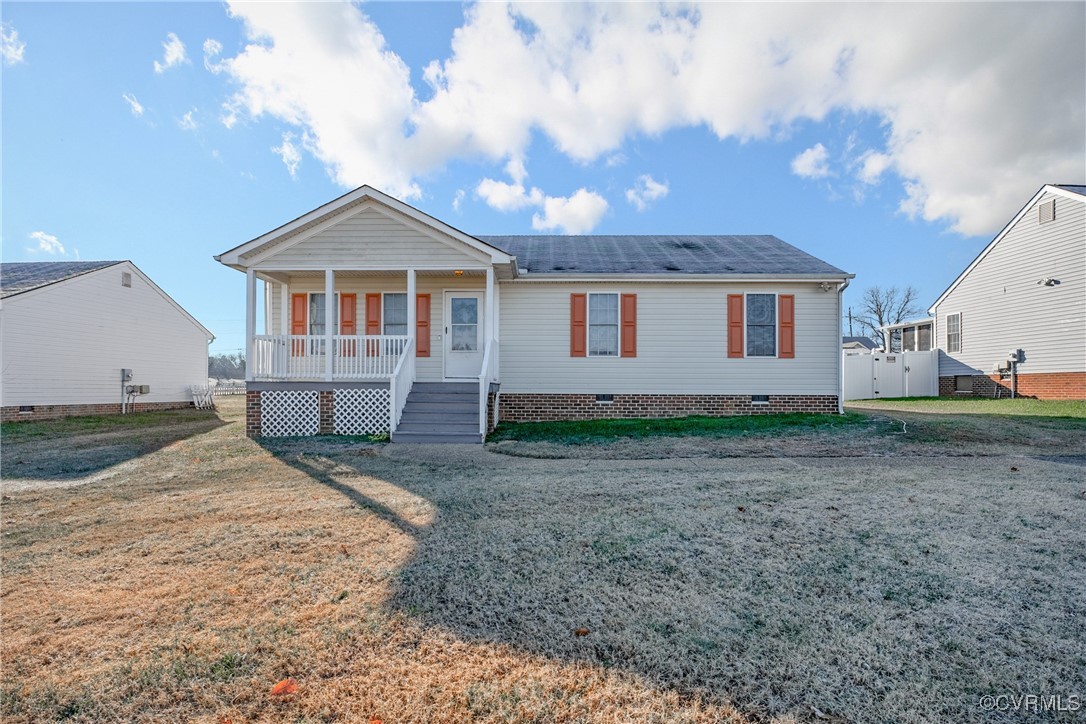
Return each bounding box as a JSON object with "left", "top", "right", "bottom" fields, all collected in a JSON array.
[{"left": 2, "top": 397, "right": 1084, "bottom": 723}]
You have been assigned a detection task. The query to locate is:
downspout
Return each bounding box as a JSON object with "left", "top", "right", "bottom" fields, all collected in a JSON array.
[{"left": 837, "top": 279, "right": 851, "bottom": 414}]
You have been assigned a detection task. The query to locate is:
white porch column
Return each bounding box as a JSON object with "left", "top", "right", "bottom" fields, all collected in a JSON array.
[
  {"left": 406, "top": 268, "right": 416, "bottom": 352},
  {"left": 279, "top": 282, "right": 289, "bottom": 335},
  {"left": 325, "top": 268, "right": 335, "bottom": 381},
  {"left": 485, "top": 267, "right": 495, "bottom": 348},
  {"left": 245, "top": 268, "right": 256, "bottom": 382}
]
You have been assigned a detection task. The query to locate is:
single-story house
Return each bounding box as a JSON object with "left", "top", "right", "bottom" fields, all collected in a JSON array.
[
  {"left": 1, "top": 261, "right": 214, "bottom": 421},
  {"left": 215, "top": 186, "right": 853, "bottom": 442},
  {"left": 929, "top": 184, "right": 1085, "bottom": 399},
  {"left": 842, "top": 336, "right": 881, "bottom": 352}
]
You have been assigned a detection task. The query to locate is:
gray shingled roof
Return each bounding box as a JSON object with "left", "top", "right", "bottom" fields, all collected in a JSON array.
[
  {"left": 478, "top": 235, "right": 847, "bottom": 276},
  {"left": 842, "top": 336, "right": 880, "bottom": 349},
  {"left": 1056, "top": 184, "right": 1086, "bottom": 197},
  {"left": 1, "top": 261, "right": 122, "bottom": 298}
]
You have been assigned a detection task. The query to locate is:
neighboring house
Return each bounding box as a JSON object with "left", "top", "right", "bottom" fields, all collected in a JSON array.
[
  {"left": 215, "top": 186, "right": 853, "bottom": 442},
  {"left": 842, "top": 336, "right": 880, "bottom": 352},
  {"left": 1, "top": 261, "right": 214, "bottom": 421},
  {"left": 929, "top": 184, "right": 1085, "bottom": 399},
  {"left": 880, "top": 319, "right": 934, "bottom": 353}
]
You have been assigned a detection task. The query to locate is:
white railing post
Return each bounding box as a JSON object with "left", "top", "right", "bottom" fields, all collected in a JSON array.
[
  {"left": 245, "top": 268, "right": 256, "bottom": 382},
  {"left": 324, "top": 269, "right": 335, "bottom": 381}
]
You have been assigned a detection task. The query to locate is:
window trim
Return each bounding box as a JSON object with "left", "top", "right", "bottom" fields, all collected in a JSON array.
[
  {"left": 306, "top": 291, "right": 340, "bottom": 336},
  {"left": 381, "top": 291, "right": 409, "bottom": 337},
  {"left": 744, "top": 292, "right": 779, "bottom": 359},
  {"left": 586, "top": 291, "right": 621, "bottom": 358},
  {"left": 945, "top": 312, "right": 962, "bottom": 353}
]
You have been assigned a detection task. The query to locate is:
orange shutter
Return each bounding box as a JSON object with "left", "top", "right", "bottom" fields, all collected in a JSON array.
[
  {"left": 339, "top": 294, "right": 357, "bottom": 356},
  {"left": 727, "top": 294, "right": 744, "bottom": 358},
  {"left": 291, "top": 293, "right": 307, "bottom": 356},
  {"left": 365, "top": 293, "right": 382, "bottom": 356},
  {"left": 570, "top": 293, "right": 587, "bottom": 357},
  {"left": 416, "top": 294, "right": 431, "bottom": 357},
  {"left": 778, "top": 294, "right": 795, "bottom": 359},
  {"left": 621, "top": 294, "right": 637, "bottom": 357}
]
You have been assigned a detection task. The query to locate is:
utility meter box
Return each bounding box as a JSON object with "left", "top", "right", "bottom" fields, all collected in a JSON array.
[
  {"left": 121, "top": 368, "right": 133, "bottom": 381},
  {"left": 138, "top": 385, "right": 150, "bottom": 395}
]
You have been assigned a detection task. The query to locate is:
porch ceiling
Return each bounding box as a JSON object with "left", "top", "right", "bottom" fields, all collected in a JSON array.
[{"left": 260, "top": 268, "right": 489, "bottom": 279}]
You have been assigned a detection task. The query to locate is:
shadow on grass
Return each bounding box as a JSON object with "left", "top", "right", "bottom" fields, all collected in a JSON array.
[{"left": 0, "top": 408, "right": 228, "bottom": 481}]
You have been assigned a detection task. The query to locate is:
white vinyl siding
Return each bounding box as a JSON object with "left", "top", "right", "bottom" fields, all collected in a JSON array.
[
  {"left": 500, "top": 281, "right": 838, "bottom": 395},
  {"left": 934, "top": 190, "right": 1085, "bottom": 376},
  {"left": 0, "top": 263, "right": 211, "bottom": 406},
  {"left": 257, "top": 207, "right": 487, "bottom": 269},
  {"left": 588, "top": 293, "right": 619, "bottom": 357}
]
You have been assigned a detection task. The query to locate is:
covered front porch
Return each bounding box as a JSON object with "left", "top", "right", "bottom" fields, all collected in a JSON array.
[{"left": 242, "top": 266, "right": 500, "bottom": 438}]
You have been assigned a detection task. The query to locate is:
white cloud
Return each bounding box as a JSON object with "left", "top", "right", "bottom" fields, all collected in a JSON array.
[
  {"left": 212, "top": 2, "right": 1084, "bottom": 236},
  {"left": 475, "top": 178, "right": 544, "bottom": 212},
  {"left": 791, "top": 143, "right": 831, "bottom": 179},
  {"left": 122, "top": 93, "right": 145, "bottom": 117},
  {"left": 203, "top": 38, "right": 224, "bottom": 72},
  {"left": 452, "top": 188, "right": 465, "bottom": 212},
  {"left": 532, "top": 189, "right": 609, "bottom": 234},
  {"left": 153, "top": 32, "right": 188, "bottom": 73},
  {"left": 272, "top": 132, "right": 302, "bottom": 178},
  {"left": 625, "top": 174, "right": 669, "bottom": 211},
  {"left": 2, "top": 22, "right": 25, "bottom": 65},
  {"left": 26, "top": 231, "right": 65, "bottom": 255},
  {"left": 857, "top": 150, "right": 892, "bottom": 185},
  {"left": 178, "top": 109, "right": 198, "bottom": 131}
]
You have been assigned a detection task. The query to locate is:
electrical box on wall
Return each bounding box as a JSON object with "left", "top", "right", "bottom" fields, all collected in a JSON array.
[
  {"left": 138, "top": 385, "right": 150, "bottom": 395},
  {"left": 121, "top": 368, "right": 133, "bottom": 381}
]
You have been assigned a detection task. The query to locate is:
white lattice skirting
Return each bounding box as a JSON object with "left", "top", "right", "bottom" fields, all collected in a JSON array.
[
  {"left": 261, "top": 390, "right": 320, "bottom": 436},
  {"left": 334, "top": 388, "right": 390, "bottom": 435}
]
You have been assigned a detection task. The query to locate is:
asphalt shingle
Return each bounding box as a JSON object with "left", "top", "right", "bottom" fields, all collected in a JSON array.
[
  {"left": 1, "top": 261, "right": 122, "bottom": 298},
  {"left": 478, "top": 235, "right": 848, "bottom": 276}
]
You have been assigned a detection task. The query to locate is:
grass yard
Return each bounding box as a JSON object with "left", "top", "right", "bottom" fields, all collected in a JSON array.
[
  {"left": 2, "top": 397, "right": 1085, "bottom": 722},
  {"left": 846, "top": 396, "right": 1086, "bottom": 418}
]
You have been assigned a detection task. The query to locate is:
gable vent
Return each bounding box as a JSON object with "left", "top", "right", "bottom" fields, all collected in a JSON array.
[
  {"left": 1039, "top": 199, "right": 1055, "bottom": 224},
  {"left": 121, "top": 272, "right": 132, "bottom": 287}
]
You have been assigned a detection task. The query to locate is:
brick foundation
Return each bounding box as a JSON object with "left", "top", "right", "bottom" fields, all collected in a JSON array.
[
  {"left": 318, "top": 390, "right": 334, "bottom": 434},
  {"left": 939, "top": 372, "right": 1086, "bottom": 401},
  {"left": 1, "top": 400, "right": 194, "bottom": 423},
  {"left": 246, "top": 390, "right": 262, "bottom": 436},
  {"left": 498, "top": 393, "right": 839, "bottom": 422}
]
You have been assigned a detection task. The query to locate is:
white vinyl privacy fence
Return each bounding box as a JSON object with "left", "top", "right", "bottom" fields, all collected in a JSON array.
[{"left": 842, "top": 350, "right": 938, "bottom": 400}]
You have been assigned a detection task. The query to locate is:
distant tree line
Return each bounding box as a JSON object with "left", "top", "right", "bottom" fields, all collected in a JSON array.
[{"left": 208, "top": 353, "right": 245, "bottom": 380}]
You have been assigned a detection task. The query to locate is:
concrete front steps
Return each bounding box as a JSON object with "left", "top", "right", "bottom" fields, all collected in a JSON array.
[{"left": 391, "top": 381, "right": 483, "bottom": 443}]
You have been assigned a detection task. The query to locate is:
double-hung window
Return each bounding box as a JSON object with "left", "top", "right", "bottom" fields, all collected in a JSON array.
[
  {"left": 588, "top": 293, "right": 619, "bottom": 357},
  {"left": 746, "top": 293, "right": 777, "bottom": 357},
  {"left": 946, "top": 313, "right": 961, "bottom": 353},
  {"left": 308, "top": 293, "right": 338, "bottom": 354},
  {"left": 383, "top": 293, "right": 408, "bottom": 336}
]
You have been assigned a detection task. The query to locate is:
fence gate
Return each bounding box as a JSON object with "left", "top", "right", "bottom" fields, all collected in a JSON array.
[{"left": 842, "top": 349, "right": 938, "bottom": 400}]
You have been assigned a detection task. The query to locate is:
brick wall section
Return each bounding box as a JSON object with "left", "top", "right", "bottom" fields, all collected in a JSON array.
[
  {"left": 318, "top": 390, "right": 334, "bottom": 434},
  {"left": 498, "top": 393, "right": 839, "bottom": 422},
  {"left": 939, "top": 373, "right": 1086, "bottom": 400},
  {"left": 2, "top": 400, "right": 194, "bottom": 423},
  {"left": 486, "top": 391, "right": 498, "bottom": 433},
  {"left": 246, "top": 391, "right": 262, "bottom": 436}
]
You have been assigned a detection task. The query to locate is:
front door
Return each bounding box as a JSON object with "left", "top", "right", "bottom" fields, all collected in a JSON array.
[{"left": 444, "top": 291, "right": 484, "bottom": 378}]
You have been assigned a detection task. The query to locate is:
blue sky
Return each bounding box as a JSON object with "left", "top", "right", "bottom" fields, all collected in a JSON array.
[{"left": 3, "top": 2, "right": 1083, "bottom": 354}]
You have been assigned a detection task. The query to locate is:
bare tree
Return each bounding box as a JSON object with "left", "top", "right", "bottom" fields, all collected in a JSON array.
[{"left": 853, "top": 285, "right": 922, "bottom": 348}]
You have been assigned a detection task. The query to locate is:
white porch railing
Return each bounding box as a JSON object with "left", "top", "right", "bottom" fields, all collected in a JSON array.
[
  {"left": 252, "top": 335, "right": 410, "bottom": 380},
  {"left": 389, "top": 338, "right": 415, "bottom": 432},
  {"left": 478, "top": 337, "right": 499, "bottom": 436}
]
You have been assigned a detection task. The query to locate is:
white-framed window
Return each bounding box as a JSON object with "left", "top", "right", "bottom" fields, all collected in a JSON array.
[
  {"left": 945, "top": 313, "right": 961, "bottom": 353},
  {"left": 588, "top": 293, "right": 619, "bottom": 357},
  {"left": 746, "top": 293, "right": 777, "bottom": 357},
  {"left": 308, "top": 292, "right": 339, "bottom": 336},
  {"left": 383, "top": 293, "right": 408, "bottom": 336}
]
